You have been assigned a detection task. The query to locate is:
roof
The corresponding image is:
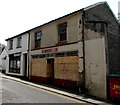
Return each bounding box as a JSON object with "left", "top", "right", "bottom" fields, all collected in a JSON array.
[
  {"left": 6, "top": 1, "right": 111, "bottom": 41},
  {"left": 0, "top": 47, "right": 7, "bottom": 55},
  {"left": 84, "top": 1, "right": 106, "bottom": 10},
  {"left": 5, "top": 31, "right": 29, "bottom": 41}
]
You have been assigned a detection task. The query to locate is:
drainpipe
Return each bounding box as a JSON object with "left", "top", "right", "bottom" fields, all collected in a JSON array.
[
  {"left": 79, "top": 10, "right": 85, "bottom": 93},
  {"left": 27, "top": 32, "right": 30, "bottom": 79},
  {"left": 82, "top": 10, "right": 86, "bottom": 93}
]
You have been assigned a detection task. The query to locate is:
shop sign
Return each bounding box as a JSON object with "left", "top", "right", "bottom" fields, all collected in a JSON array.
[
  {"left": 110, "top": 79, "right": 120, "bottom": 99},
  {"left": 42, "top": 48, "right": 58, "bottom": 53},
  {"left": 14, "top": 53, "right": 21, "bottom": 57}
]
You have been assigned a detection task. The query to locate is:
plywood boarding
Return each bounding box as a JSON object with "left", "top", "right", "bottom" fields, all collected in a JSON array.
[
  {"left": 54, "top": 56, "right": 79, "bottom": 81},
  {"left": 31, "top": 58, "right": 47, "bottom": 77},
  {"left": 55, "top": 56, "right": 78, "bottom": 64},
  {"left": 46, "top": 63, "right": 53, "bottom": 77}
]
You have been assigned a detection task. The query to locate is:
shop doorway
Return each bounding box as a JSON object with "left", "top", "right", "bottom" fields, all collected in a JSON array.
[
  {"left": 24, "top": 54, "right": 27, "bottom": 78},
  {"left": 47, "top": 59, "right": 54, "bottom": 84}
]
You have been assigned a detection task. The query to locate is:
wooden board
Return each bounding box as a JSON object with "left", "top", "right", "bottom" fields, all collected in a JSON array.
[{"left": 54, "top": 56, "right": 79, "bottom": 81}]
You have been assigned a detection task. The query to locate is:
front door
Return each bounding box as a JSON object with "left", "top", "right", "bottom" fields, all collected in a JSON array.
[
  {"left": 24, "top": 54, "right": 27, "bottom": 78},
  {"left": 47, "top": 59, "right": 54, "bottom": 84}
]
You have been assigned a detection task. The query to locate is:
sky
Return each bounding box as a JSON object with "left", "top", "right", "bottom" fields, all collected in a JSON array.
[{"left": 0, "top": 0, "right": 119, "bottom": 45}]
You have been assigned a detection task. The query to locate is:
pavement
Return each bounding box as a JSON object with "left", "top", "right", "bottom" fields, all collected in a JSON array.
[{"left": 0, "top": 73, "right": 116, "bottom": 105}]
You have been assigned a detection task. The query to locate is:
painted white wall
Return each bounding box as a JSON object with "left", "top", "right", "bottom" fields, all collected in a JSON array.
[
  {"left": 7, "top": 33, "right": 29, "bottom": 54},
  {"left": 0, "top": 47, "right": 8, "bottom": 71},
  {"left": 6, "top": 33, "right": 29, "bottom": 76},
  {"left": 85, "top": 38, "right": 107, "bottom": 99}
]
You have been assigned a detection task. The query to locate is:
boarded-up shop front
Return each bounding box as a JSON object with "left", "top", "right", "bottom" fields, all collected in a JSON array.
[
  {"left": 31, "top": 58, "right": 49, "bottom": 84},
  {"left": 31, "top": 51, "right": 79, "bottom": 91},
  {"left": 54, "top": 56, "right": 79, "bottom": 91}
]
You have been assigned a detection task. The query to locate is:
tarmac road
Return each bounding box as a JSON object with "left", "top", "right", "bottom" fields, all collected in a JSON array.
[{"left": 1, "top": 76, "right": 92, "bottom": 104}]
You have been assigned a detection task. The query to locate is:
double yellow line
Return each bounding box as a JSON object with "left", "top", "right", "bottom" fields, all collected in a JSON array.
[{"left": 5, "top": 78, "right": 87, "bottom": 104}]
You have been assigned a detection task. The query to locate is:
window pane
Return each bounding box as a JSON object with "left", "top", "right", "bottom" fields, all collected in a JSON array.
[
  {"left": 13, "top": 60, "right": 16, "bottom": 68},
  {"left": 9, "top": 55, "right": 20, "bottom": 73},
  {"left": 36, "top": 32, "right": 42, "bottom": 40},
  {"left": 60, "top": 33, "right": 66, "bottom": 41},
  {"left": 58, "top": 23, "right": 67, "bottom": 42},
  {"left": 17, "top": 37, "right": 22, "bottom": 47},
  {"left": 35, "top": 31, "right": 42, "bottom": 48},
  {"left": 67, "top": 51, "right": 78, "bottom": 56},
  {"left": 10, "top": 61, "right": 13, "bottom": 68},
  {"left": 17, "top": 60, "right": 20, "bottom": 69},
  {"left": 9, "top": 40, "right": 13, "bottom": 49}
]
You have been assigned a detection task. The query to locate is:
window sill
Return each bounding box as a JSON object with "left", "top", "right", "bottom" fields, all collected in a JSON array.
[
  {"left": 9, "top": 48, "right": 13, "bottom": 50},
  {"left": 16, "top": 46, "right": 22, "bottom": 49},
  {"left": 32, "top": 47, "right": 41, "bottom": 51},
  {"left": 56, "top": 41, "right": 67, "bottom": 46}
]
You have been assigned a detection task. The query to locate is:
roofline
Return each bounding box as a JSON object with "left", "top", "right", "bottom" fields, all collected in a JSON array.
[
  {"left": 84, "top": 1, "right": 106, "bottom": 11},
  {"left": 0, "top": 46, "right": 6, "bottom": 55},
  {"left": 5, "top": 9, "right": 84, "bottom": 41},
  {"left": 103, "top": 2, "right": 120, "bottom": 25},
  {"left": 6, "top": 1, "right": 117, "bottom": 41},
  {"left": 5, "top": 31, "right": 30, "bottom": 41}
]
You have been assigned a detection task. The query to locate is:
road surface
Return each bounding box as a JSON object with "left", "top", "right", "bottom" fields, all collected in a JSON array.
[{"left": 0, "top": 76, "right": 92, "bottom": 104}]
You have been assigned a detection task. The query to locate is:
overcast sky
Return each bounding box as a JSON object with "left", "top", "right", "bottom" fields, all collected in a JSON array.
[{"left": 0, "top": 0, "right": 119, "bottom": 45}]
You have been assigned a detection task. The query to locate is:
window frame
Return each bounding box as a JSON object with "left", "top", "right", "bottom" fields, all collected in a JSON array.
[
  {"left": 9, "top": 54, "right": 21, "bottom": 73},
  {"left": 17, "top": 36, "right": 22, "bottom": 48},
  {"left": 58, "top": 22, "right": 67, "bottom": 42},
  {"left": 9, "top": 40, "right": 13, "bottom": 50},
  {"left": 35, "top": 31, "right": 42, "bottom": 48}
]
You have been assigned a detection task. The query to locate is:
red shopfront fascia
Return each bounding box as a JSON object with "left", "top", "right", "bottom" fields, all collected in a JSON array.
[{"left": 109, "top": 75, "right": 120, "bottom": 99}]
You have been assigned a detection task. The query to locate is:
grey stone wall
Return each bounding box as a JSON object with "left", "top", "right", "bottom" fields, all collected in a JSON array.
[{"left": 84, "top": 3, "right": 120, "bottom": 74}]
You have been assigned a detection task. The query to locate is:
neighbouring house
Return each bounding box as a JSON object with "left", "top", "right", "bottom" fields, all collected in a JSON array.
[
  {"left": 5, "top": 2, "right": 120, "bottom": 99},
  {"left": 0, "top": 47, "right": 8, "bottom": 72},
  {"left": 5, "top": 32, "right": 29, "bottom": 78}
]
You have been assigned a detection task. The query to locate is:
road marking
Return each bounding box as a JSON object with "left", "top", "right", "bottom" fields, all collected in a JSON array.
[{"left": 4, "top": 78, "right": 87, "bottom": 104}]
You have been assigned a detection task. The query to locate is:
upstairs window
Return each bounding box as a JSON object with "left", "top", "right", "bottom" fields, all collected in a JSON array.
[
  {"left": 9, "top": 40, "right": 13, "bottom": 49},
  {"left": 58, "top": 23, "right": 67, "bottom": 42},
  {"left": 35, "top": 31, "right": 42, "bottom": 48},
  {"left": 17, "top": 37, "right": 22, "bottom": 48}
]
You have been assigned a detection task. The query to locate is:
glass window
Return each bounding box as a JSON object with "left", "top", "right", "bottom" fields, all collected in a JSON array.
[
  {"left": 58, "top": 23, "right": 67, "bottom": 42},
  {"left": 56, "top": 53, "right": 65, "bottom": 57},
  {"left": 17, "top": 37, "right": 22, "bottom": 47},
  {"left": 35, "top": 31, "right": 42, "bottom": 48},
  {"left": 17, "top": 60, "right": 20, "bottom": 69},
  {"left": 67, "top": 51, "right": 78, "bottom": 56},
  {"left": 9, "top": 54, "right": 20, "bottom": 73},
  {"left": 9, "top": 40, "right": 13, "bottom": 49}
]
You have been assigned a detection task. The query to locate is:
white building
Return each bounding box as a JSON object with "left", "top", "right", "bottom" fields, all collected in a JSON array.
[
  {"left": 0, "top": 47, "right": 8, "bottom": 71},
  {"left": 6, "top": 32, "right": 29, "bottom": 78}
]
